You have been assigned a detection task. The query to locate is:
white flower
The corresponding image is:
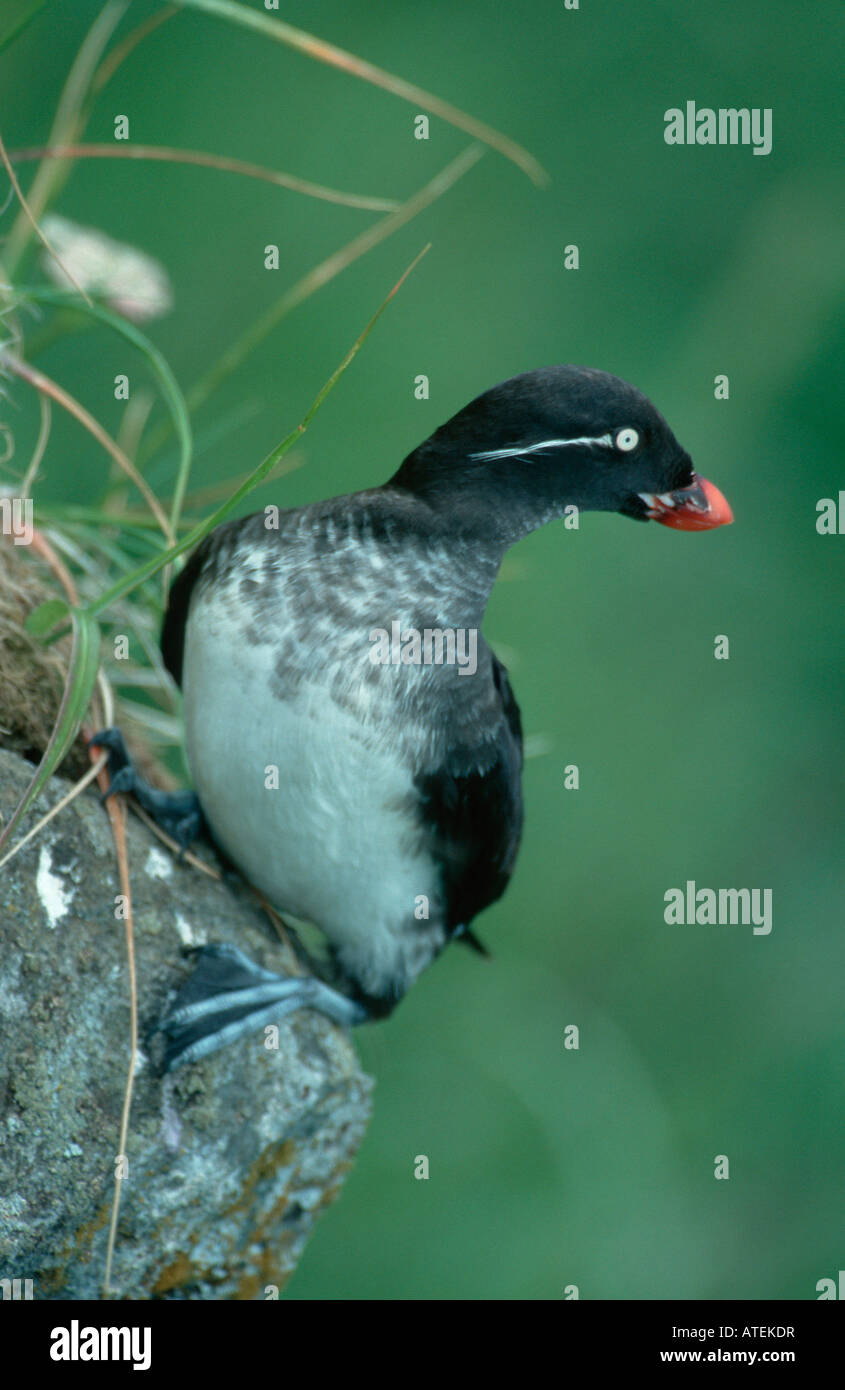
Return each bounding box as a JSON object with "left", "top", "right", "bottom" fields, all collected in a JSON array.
[{"left": 41, "top": 214, "right": 172, "bottom": 322}]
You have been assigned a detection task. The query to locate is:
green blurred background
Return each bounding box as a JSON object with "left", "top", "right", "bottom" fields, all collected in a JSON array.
[{"left": 3, "top": 0, "right": 843, "bottom": 1298}]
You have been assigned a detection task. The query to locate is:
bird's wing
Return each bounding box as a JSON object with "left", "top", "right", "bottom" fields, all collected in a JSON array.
[
  {"left": 161, "top": 539, "right": 210, "bottom": 686},
  {"left": 414, "top": 654, "right": 524, "bottom": 939},
  {"left": 161, "top": 514, "right": 261, "bottom": 685}
]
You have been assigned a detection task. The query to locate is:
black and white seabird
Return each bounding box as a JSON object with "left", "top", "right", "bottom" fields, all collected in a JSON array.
[{"left": 92, "top": 365, "right": 733, "bottom": 1069}]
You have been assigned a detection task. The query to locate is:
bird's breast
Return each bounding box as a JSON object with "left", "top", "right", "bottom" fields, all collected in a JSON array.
[{"left": 181, "top": 582, "right": 447, "bottom": 988}]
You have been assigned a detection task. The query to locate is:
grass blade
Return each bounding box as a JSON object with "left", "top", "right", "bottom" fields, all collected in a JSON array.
[
  {"left": 4, "top": 1, "right": 130, "bottom": 274},
  {"left": 17, "top": 286, "right": 193, "bottom": 536},
  {"left": 0, "top": 607, "right": 101, "bottom": 853},
  {"left": 0, "top": 0, "right": 51, "bottom": 54},
  {"left": 173, "top": 0, "right": 547, "bottom": 185},
  {"left": 6, "top": 143, "right": 399, "bottom": 213},
  {"left": 3, "top": 354, "right": 174, "bottom": 542},
  {"left": 0, "top": 129, "right": 91, "bottom": 303},
  {"left": 80, "top": 243, "right": 430, "bottom": 621},
  {"left": 91, "top": 5, "right": 178, "bottom": 93},
  {"left": 181, "top": 145, "right": 484, "bottom": 424}
]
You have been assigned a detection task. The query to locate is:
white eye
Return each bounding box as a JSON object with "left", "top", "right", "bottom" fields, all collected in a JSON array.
[{"left": 615, "top": 427, "right": 640, "bottom": 452}]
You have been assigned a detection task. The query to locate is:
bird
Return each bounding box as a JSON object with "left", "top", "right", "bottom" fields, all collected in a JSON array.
[{"left": 91, "top": 364, "right": 732, "bottom": 1070}]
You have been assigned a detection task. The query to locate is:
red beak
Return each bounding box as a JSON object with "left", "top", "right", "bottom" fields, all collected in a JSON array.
[{"left": 638, "top": 475, "right": 734, "bottom": 531}]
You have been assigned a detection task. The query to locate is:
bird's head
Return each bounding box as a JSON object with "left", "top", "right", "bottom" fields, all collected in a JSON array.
[{"left": 390, "top": 365, "right": 733, "bottom": 543}]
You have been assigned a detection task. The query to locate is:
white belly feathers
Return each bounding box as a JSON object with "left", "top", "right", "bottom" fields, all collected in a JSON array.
[{"left": 181, "top": 582, "right": 445, "bottom": 998}]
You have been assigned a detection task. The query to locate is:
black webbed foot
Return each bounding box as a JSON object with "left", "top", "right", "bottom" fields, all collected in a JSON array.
[
  {"left": 148, "top": 943, "right": 369, "bottom": 1072},
  {"left": 89, "top": 727, "right": 205, "bottom": 851}
]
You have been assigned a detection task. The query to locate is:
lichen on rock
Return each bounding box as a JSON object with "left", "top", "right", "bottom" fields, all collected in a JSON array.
[{"left": 0, "top": 748, "right": 373, "bottom": 1299}]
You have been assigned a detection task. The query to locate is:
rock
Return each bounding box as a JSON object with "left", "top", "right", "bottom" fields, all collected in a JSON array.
[{"left": 0, "top": 749, "right": 373, "bottom": 1299}]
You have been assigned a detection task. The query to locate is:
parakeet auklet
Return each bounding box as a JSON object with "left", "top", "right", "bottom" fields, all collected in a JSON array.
[{"left": 92, "top": 365, "right": 732, "bottom": 1069}]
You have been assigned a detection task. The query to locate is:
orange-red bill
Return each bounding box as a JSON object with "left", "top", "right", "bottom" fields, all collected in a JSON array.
[{"left": 648, "top": 475, "right": 734, "bottom": 531}]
